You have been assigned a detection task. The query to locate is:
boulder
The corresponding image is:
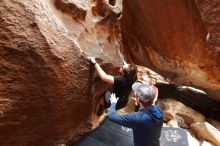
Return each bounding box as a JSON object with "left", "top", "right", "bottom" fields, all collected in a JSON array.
[
  {"left": 121, "top": 0, "right": 220, "bottom": 102},
  {"left": 191, "top": 122, "right": 220, "bottom": 146},
  {"left": 195, "top": 0, "right": 220, "bottom": 49},
  {"left": 1, "top": 0, "right": 220, "bottom": 145},
  {"left": 0, "top": 0, "right": 122, "bottom": 145},
  {"left": 157, "top": 98, "right": 205, "bottom": 127}
]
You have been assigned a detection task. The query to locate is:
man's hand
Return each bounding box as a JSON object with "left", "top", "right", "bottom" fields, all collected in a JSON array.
[
  {"left": 149, "top": 78, "right": 156, "bottom": 85},
  {"left": 88, "top": 57, "right": 97, "bottom": 64},
  {"left": 131, "top": 96, "right": 138, "bottom": 106},
  {"left": 110, "top": 93, "right": 119, "bottom": 104}
]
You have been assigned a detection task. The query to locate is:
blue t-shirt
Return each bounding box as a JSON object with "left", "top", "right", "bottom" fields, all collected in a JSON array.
[{"left": 108, "top": 103, "right": 163, "bottom": 146}]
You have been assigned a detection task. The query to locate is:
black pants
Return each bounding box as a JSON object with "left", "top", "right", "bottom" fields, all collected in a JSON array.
[{"left": 104, "top": 91, "right": 111, "bottom": 109}]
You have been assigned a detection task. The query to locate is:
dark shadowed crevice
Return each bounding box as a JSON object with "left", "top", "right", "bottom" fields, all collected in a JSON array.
[
  {"left": 156, "top": 83, "right": 220, "bottom": 121},
  {"left": 109, "top": 0, "right": 116, "bottom": 6}
]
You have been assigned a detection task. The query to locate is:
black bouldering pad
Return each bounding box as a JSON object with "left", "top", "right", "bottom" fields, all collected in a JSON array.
[
  {"left": 75, "top": 119, "right": 133, "bottom": 146},
  {"left": 75, "top": 119, "right": 190, "bottom": 146}
]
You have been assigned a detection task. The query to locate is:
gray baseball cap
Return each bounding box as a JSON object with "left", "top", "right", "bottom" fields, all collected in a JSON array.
[{"left": 132, "top": 82, "right": 156, "bottom": 103}]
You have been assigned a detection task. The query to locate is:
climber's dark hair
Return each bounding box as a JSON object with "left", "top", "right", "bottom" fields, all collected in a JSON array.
[{"left": 122, "top": 64, "right": 137, "bottom": 86}]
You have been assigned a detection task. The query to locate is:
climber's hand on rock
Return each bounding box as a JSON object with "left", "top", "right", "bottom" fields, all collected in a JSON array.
[
  {"left": 110, "top": 93, "right": 119, "bottom": 104},
  {"left": 88, "top": 57, "right": 97, "bottom": 64}
]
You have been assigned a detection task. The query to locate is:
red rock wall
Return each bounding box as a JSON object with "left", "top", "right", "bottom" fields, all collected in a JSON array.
[
  {"left": 0, "top": 0, "right": 122, "bottom": 145},
  {"left": 121, "top": 0, "right": 220, "bottom": 102},
  {"left": 1, "top": 0, "right": 220, "bottom": 145},
  {"left": 194, "top": 0, "right": 220, "bottom": 103},
  {"left": 195, "top": 0, "right": 220, "bottom": 58}
]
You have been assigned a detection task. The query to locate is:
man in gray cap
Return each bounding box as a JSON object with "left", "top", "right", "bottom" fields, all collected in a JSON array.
[{"left": 108, "top": 82, "right": 163, "bottom": 146}]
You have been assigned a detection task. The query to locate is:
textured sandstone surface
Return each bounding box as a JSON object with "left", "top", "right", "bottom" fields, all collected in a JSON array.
[
  {"left": 121, "top": 0, "right": 220, "bottom": 102},
  {"left": 195, "top": 0, "right": 220, "bottom": 49},
  {"left": 0, "top": 0, "right": 122, "bottom": 145},
  {"left": 191, "top": 122, "right": 220, "bottom": 146},
  {"left": 1, "top": 0, "right": 220, "bottom": 145},
  {"left": 157, "top": 98, "right": 205, "bottom": 128}
]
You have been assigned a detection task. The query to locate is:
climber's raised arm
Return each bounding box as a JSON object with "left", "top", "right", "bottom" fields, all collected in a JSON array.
[{"left": 88, "top": 57, "right": 114, "bottom": 84}]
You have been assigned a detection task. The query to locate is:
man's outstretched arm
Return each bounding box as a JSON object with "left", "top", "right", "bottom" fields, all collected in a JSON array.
[{"left": 108, "top": 93, "right": 137, "bottom": 129}]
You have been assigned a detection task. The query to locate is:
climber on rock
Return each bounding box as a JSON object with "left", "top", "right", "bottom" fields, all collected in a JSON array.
[
  {"left": 88, "top": 57, "right": 137, "bottom": 109},
  {"left": 108, "top": 82, "right": 163, "bottom": 146}
]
